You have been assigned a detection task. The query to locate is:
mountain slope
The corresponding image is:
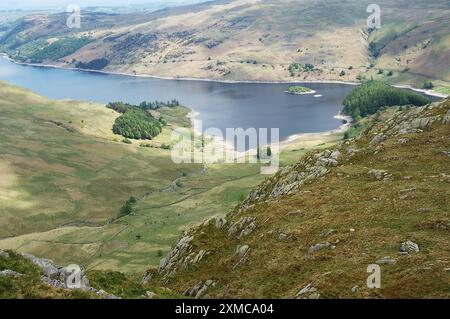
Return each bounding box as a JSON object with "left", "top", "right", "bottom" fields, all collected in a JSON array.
[
  {"left": 145, "top": 97, "right": 450, "bottom": 298},
  {"left": 0, "top": 0, "right": 448, "bottom": 88}
]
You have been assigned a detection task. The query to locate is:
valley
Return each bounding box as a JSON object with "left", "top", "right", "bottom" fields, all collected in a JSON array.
[
  {"left": 0, "top": 80, "right": 342, "bottom": 273},
  {"left": 0, "top": 0, "right": 448, "bottom": 301}
]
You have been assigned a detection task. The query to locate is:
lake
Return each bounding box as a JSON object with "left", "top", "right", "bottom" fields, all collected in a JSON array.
[{"left": 0, "top": 56, "right": 354, "bottom": 143}]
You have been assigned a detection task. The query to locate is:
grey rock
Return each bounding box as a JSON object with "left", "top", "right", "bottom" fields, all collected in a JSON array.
[
  {"left": 228, "top": 217, "right": 257, "bottom": 239},
  {"left": 235, "top": 245, "right": 250, "bottom": 258},
  {"left": 400, "top": 240, "right": 420, "bottom": 253},
  {"left": 376, "top": 256, "right": 397, "bottom": 265},
  {"left": 296, "top": 283, "right": 321, "bottom": 299},
  {"left": 158, "top": 234, "right": 194, "bottom": 275},
  {"left": 370, "top": 134, "right": 385, "bottom": 146},
  {"left": 320, "top": 229, "right": 337, "bottom": 238},
  {"left": 309, "top": 242, "right": 335, "bottom": 253},
  {"left": 0, "top": 269, "right": 23, "bottom": 277},
  {"left": 215, "top": 217, "right": 227, "bottom": 229},
  {"left": 351, "top": 285, "right": 359, "bottom": 293},
  {"left": 443, "top": 110, "right": 450, "bottom": 125},
  {"left": 13, "top": 252, "right": 118, "bottom": 298},
  {"left": 145, "top": 291, "right": 156, "bottom": 299},
  {"left": 317, "top": 157, "right": 339, "bottom": 167},
  {"left": 278, "top": 233, "right": 288, "bottom": 241},
  {"left": 330, "top": 150, "right": 341, "bottom": 160},
  {"left": 22, "top": 253, "right": 90, "bottom": 289},
  {"left": 184, "top": 280, "right": 216, "bottom": 299},
  {"left": 0, "top": 250, "right": 9, "bottom": 259},
  {"left": 368, "top": 169, "right": 388, "bottom": 180},
  {"left": 193, "top": 250, "right": 207, "bottom": 264}
]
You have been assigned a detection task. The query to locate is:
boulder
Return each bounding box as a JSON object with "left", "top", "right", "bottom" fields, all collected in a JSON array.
[{"left": 400, "top": 240, "right": 420, "bottom": 253}]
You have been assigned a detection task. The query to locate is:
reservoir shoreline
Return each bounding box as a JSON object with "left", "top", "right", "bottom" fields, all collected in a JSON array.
[{"left": 1, "top": 53, "right": 447, "bottom": 98}]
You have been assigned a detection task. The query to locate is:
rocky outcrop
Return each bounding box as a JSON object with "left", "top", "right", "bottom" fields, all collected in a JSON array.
[
  {"left": 22, "top": 253, "right": 90, "bottom": 289},
  {"left": 143, "top": 98, "right": 450, "bottom": 298},
  {"left": 184, "top": 280, "right": 216, "bottom": 299},
  {"left": 21, "top": 253, "right": 119, "bottom": 299},
  {"left": 239, "top": 148, "right": 342, "bottom": 208},
  {"left": 228, "top": 216, "right": 257, "bottom": 239}
]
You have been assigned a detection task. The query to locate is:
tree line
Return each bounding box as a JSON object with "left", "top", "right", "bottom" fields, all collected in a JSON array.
[{"left": 343, "top": 80, "right": 430, "bottom": 118}]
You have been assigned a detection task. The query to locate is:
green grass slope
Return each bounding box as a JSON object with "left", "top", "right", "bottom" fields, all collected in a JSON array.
[{"left": 147, "top": 98, "right": 450, "bottom": 298}]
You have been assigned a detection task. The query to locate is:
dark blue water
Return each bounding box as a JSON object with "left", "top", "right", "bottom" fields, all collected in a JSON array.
[{"left": 0, "top": 56, "right": 354, "bottom": 141}]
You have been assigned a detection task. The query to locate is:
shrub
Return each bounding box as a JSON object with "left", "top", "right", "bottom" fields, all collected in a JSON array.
[
  {"left": 422, "top": 81, "right": 434, "bottom": 90},
  {"left": 119, "top": 197, "right": 137, "bottom": 217}
]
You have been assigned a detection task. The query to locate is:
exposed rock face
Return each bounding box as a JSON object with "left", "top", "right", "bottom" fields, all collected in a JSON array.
[
  {"left": 21, "top": 253, "right": 119, "bottom": 299},
  {"left": 157, "top": 232, "right": 211, "bottom": 277},
  {"left": 158, "top": 234, "right": 194, "bottom": 276},
  {"left": 22, "top": 253, "right": 90, "bottom": 289},
  {"left": 400, "top": 240, "right": 420, "bottom": 254},
  {"left": 228, "top": 217, "right": 257, "bottom": 239},
  {"left": 239, "top": 148, "right": 342, "bottom": 206}
]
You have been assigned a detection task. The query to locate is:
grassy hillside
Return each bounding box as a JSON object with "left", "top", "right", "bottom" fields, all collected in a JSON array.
[
  {"left": 146, "top": 97, "right": 450, "bottom": 298},
  {"left": 0, "top": 81, "right": 270, "bottom": 273},
  {"left": 0, "top": 0, "right": 448, "bottom": 91}
]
